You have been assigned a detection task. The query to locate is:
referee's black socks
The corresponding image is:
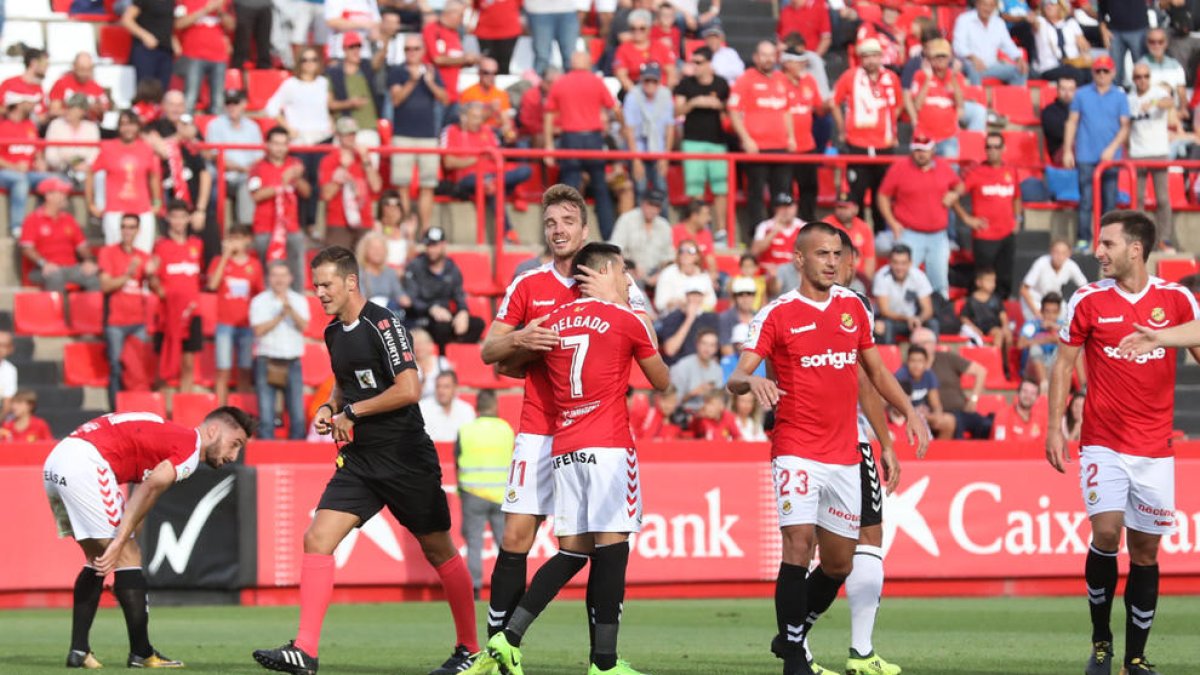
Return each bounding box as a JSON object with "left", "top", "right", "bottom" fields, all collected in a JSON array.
[
  {"left": 113, "top": 567, "right": 153, "bottom": 658},
  {"left": 503, "top": 549, "right": 589, "bottom": 647},
  {"left": 488, "top": 549, "right": 529, "bottom": 638},
  {"left": 70, "top": 566, "right": 104, "bottom": 653},
  {"left": 1085, "top": 544, "right": 1118, "bottom": 644}
]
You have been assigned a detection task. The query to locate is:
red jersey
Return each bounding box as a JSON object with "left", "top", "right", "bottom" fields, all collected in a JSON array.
[
  {"left": 440, "top": 123, "right": 499, "bottom": 182},
  {"left": 19, "top": 208, "right": 84, "bottom": 266},
  {"left": 744, "top": 286, "right": 875, "bottom": 464},
  {"left": 154, "top": 236, "right": 204, "bottom": 298},
  {"left": 613, "top": 40, "right": 675, "bottom": 79},
  {"left": 753, "top": 218, "right": 804, "bottom": 268},
  {"left": 98, "top": 244, "right": 150, "bottom": 326},
  {"left": 963, "top": 163, "right": 1019, "bottom": 241},
  {"left": 833, "top": 67, "right": 901, "bottom": 149},
  {"left": 823, "top": 215, "right": 875, "bottom": 277},
  {"left": 671, "top": 224, "right": 715, "bottom": 261},
  {"left": 1060, "top": 278, "right": 1200, "bottom": 458},
  {"left": 991, "top": 403, "right": 1046, "bottom": 442},
  {"left": 473, "top": 0, "right": 522, "bottom": 39},
  {"left": 691, "top": 411, "right": 742, "bottom": 441},
  {"left": 424, "top": 21, "right": 466, "bottom": 103},
  {"left": 247, "top": 157, "right": 303, "bottom": 235},
  {"left": 207, "top": 255, "right": 263, "bottom": 327},
  {"left": 71, "top": 413, "right": 201, "bottom": 484},
  {"left": 48, "top": 72, "right": 110, "bottom": 112},
  {"left": 728, "top": 69, "right": 791, "bottom": 151},
  {"left": 786, "top": 73, "right": 822, "bottom": 153},
  {"left": 0, "top": 76, "right": 46, "bottom": 117},
  {"left": 546, "top": 70, "right": 615, "bottom": 133},
  {"left": 910, "top": 69, "right": 964, "bottom": 142},
  {"left": 175, "top": 0, "right": 231, "bottom": 62},
  {"left": 650, "top": 24, "right": 682, "bottom": 60},
  {"left": 777, "top": 0, "right": 831, "bottom": 48},
  {"left": 631, "top": 406, "right": 681, "bottom": 441},
  {"left": 542, "top": 298, "right": 658, "bottom": 455},
  {"left": 0, "top": 416, "right": 53, "bottom": 442},
  {"left": 92, "top": 139, "right": 160, "bottom": 214},
  {"left": 318, "top": 151, "right": 374, "bottom": 228},
  {"left": 877, "top": 157, "right": 961, "bottom": 233},
  {"left": 0, "top": 118, "right": 38, "bottom": 170}
]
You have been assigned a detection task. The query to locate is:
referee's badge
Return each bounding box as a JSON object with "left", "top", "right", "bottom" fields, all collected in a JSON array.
[
  {"left": 355, "top": 369, "right": 377, "bottom": 389},
  {"left": 336, "top": 454, "right": 345, "bottom": 468}
]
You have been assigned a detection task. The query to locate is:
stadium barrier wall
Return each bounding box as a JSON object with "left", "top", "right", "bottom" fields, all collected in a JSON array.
[{"left": 4, "top": 441, "right": 1200, "bottom": 607}]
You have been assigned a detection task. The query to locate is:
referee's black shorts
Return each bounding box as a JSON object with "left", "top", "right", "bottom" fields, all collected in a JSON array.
[
  {"left": 317, "top": 438, "right": 451, "bottom": 535},
  {"left": 859, "top": 442, "right": 883, "bottom": 528}
]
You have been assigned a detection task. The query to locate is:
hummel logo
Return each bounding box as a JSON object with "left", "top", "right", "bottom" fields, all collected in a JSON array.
[
  {"left": 790, "top": 323, "right": 817, "bottom": 335},
  {"left": 1097, "top": 316, "right": 1124, "bottom": 324},
  {"left": 532, "top": 300, "right": 555, "bottom": 307}
]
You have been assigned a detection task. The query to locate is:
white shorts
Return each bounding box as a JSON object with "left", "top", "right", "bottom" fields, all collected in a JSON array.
[
  {"left": 773, "top": 455, "right": 862, "bottom": 540},
  {"left": 501, "top": 433, "right": 555, "bottom": 516},
  {"left": 283, "top": 0, "right": 328, "bottom": 45},
  {"left": 552, "top": 447, "right": 641, "bottom": 537},
  {"left": 1080, "top": 446, "right": 1176, "bottom": 535},
  {"left": 43, "top": 438, "right": 125, "bottom": 541}
]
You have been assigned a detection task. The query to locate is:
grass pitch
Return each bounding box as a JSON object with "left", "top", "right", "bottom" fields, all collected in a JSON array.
[{"left": 2, "top": 596, "right": 1199, "bottom": 674}]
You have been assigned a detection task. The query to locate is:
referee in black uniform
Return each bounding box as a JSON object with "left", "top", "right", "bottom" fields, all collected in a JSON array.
[{"left": 253, "top": 247, "right": 479, "bottom": 675}]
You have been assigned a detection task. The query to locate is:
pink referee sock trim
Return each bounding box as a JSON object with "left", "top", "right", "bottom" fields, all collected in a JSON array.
[
  {"left": 436, "top": 554, "right": 479, "bottom": 652},
  {"left": 294, "top": 553, "right": 335, "bottom": 656}
]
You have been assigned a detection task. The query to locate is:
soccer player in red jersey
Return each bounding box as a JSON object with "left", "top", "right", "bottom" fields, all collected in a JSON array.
[
  {"left": 729, "top": 222, "right": 926, "bottom": 675},
  {"left": 485, "top": 242, "right": 669, "bottom": 675},
  {"left": 43, "top": 407, "right": 253, "bottom": 669},
  {"left": 1047, "top": 210, "right": 1200, "bottom": 675},
  {"left": 151, "top": 201, "right": 205, "bottom": 391}
]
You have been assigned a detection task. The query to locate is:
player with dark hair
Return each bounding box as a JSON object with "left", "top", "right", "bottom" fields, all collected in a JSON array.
[
  {"left": 45, "top": 406, "right": 254, "bottom": 669},
  {"left": 485, "top": 242, "right": 670, "bottom": 675},
  {"left": 1047, "top": 209, "right": 1200, "bottom": 675},
  {"left": 252, "top": 246, "right": 478, "bottom": 675},
  {"left": 729, "top": 222, "right": 927, "bottom": 675}
]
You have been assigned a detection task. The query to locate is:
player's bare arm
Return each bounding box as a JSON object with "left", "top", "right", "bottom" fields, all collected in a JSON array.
[
  {"left": 857, "top": 366, "right": 900, "bottom": 493},
  {"left": 92, "top": 460, "right": 176, "bottom": 575},
  {"left": 727, "top": 350, "right": 782, "bottom": 411},
  {"left": 860, "top": 346, "right": 931, "bottom": 457},
  {"left": 1045, "top": 342, "right": 1082, "bottom": 473},
  {"left": 331, "top": 369, "right": 421, "bottom": 442},
  {"left": 637, "top": 353, "right": 671, "bottom": 392},
  {"left": 1118, "top": 319, "right": 1200, "bottom": 357},
  {"left": 480, "top": 317, "right": 558, "bottom": 365}
]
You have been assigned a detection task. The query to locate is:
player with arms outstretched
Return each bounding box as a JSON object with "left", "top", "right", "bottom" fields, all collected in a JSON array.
[
  {"left": 728, "top": 222, "right": 927, "bottom": 675},
  {"left": 45, "top": 407, "right": 254, "bottom": 669},
  {"left": 253, "top": 247, "right": 478, "bottom": 675},
  {"left": 485, "top": 242, "right": 670, "bottom": 675},
  {"left": 1046, "top": 210, "right": 1200, "bottom": 675}
]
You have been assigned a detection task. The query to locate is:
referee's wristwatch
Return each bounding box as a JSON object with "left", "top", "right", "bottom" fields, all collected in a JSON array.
[{"left": 342, "top": 404, "right": 360, "bottom": 423}]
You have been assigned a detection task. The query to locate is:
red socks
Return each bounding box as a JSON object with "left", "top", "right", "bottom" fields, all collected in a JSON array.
[
  {"left": 436, "top": 555, "right": 479, "bottom": 652},
  {"left": 294, "top": 553, "right": 335, "bottom": 656}
]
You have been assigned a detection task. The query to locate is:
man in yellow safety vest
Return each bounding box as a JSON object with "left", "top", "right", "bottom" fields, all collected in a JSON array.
[{"left": 455, "top": 390, "right": 516, "bottom": 597}]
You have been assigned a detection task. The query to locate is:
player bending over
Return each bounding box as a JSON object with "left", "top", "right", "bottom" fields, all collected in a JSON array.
[
  {"left": 45, "top": 406, "right": 254, "bottom": 669},
  {"left": 728, "top": 222, "right": 927, "bottom": 675},
  {"left": 484, "top": 242, "right": 669, "bottom": 675}
]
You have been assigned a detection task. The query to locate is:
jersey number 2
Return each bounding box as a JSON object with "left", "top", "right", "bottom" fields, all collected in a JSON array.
[{"left": 561, "top": 335, "right": 590, "bottom": 399}]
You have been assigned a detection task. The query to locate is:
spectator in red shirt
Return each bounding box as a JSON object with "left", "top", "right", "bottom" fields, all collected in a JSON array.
[
  {"left": 729, "top": 40, "right": 795, "bottom": 246},
  {"left": 781, "top": 43, "right": 826, "bottom": 222},
  {"left": 0, "top": 102, "right": 57, "bottom": 237},
  {"left": 877, "top": 134, "right": 962, "bottom": 298},
  {"left": 0, "top": 390, "right": 53, "bottom": 443},
  {"left": 320, "top": 117, "right": 383, "bottom": 251},
  {"left": 441, "top": 103, "right": 531, "bottom": 240},
  {"left": 48, "top": 53, "right": 111, "bottom": 121},
  {"left": 689, "top": 389, "right": 742, "bottom": 441},
  {"left": 472, "top": 0, "right": 522, "bottom": 75},
  {"left": 991, "top": 379, "right": 1046, "bottom": 442},
  {"left": 955, "top": 131, "right": 1021, "bottom": 298},
  {"left": 0, "top": 48, "right": 48, "bottom": 123},
  {"left": 248, "top": 126, "right": 312, "bottom": 291},
  {"left": 832, "top": 38, "right": 902, "bottom": 235},
  {"left": 86, "top": 110, "right": 163, "bottom": 253},
  {"left": 650, "top": 3, "right": 682, "bottom": 62},
  {"left": 824, "top": 194, "right": 876, "bottom": 281},
  {"left": 613, "top": 9, "right": 676, "bottom": 93},
  {"left": 423, "top": 0, "right": 481, "bottom": 112},
  {"left": 150, "top": 200, "right": 206, "bottom": 392},
  {"left": 671, "top": 199, "right": 718, "bottom": 279},
  {"left": 175, "top": 0, "right": 234, "bottom": 113},
  {"left": 206, "top": 224, "right": 264, "bottom": 405},
  {"left": 750, "top": 192, "right": 804, "bottom": 279},
  {"left": 19, "top": 178, "right": 100, "bottom": 293},
  {"left": 516, "top": 66, "right": 559, "bottom": 148},
  {"left": 777, "top": 0, "right": 832, "bottom": 58},
  {"left": 98, "top": 213, "right": 152, "bottom": 409},
  {"left": 631, "top": 385, "right": 685, "bottom": 441},
  {"left": 903, "top": 38, "right": 966, "bottom": 158}
]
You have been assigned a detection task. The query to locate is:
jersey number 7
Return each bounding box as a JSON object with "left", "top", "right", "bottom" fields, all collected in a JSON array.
[{"left": 561, "top": 335, "right": 590, "bottom": 399}]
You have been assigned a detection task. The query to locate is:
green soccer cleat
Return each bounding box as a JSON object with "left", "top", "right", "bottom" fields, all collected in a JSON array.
[
  {"left": 1086, "top": 641, "right": 1113, "bottom": 675},
  {"left": 846, "top": 650, "right": 901, "bottom": 675},
  {"left": 66, "top": 649, "right": 103, "bottom": 669},
  {"left": 458, "top": 651, "right": 499, "bottom": 675},
  {"left": 807, "top": 660, "right": 832, "bottom": 675},
  {"left": 587, "top": 659, "right": 652, "bottom": 675},
  {"left": 127, "top": 650, "right": 184, "bottom": 668},
  {"left": 485, "top": 633, "right": 524, "bottom": 675},
  {"left": 1120, "top": 657, "right": 1159, "bottom": 675}
]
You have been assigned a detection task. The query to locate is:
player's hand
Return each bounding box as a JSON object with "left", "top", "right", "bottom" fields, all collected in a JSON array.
[
  {"left": 330, "top": 413, "right": 354, "bottom": 442},
  {"left": 575, "top": 261, "right": 623, "bottom": 304},
  {"left": 1117, "top": 323, "right": 1160, "bottom": 359},
  {"left": 907, "top": 414, "right": 932, "bottom": 459},
  {"left": 514, "top": 315, "right": 558, "bottom": 352},
  {"left": 746, "top": 375, "right": 782, "bottom": 411},
  {"left": 314, "top": 405, "right": 335, "bottom": 435},
  {"left": 92, "top": 538, "right": 126, "bottom": 576},
  {"left": 880, "top": 444, "right": 901, "bottom": 494},
  {"left": 1045, "top": 428, "right": 1069, "bottom": 473}
]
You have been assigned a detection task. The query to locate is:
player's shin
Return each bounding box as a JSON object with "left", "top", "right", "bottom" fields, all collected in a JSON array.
[
  {"left": 1123, "top": 563, "right": 1159, "bottom": 666},
  {"left": 294, "top": 553, "right": 335, "bottom": 656},
  {"left": 488, "top": 549, "right": 529, "bottom": 638},
  {"left": 1085, "top": 544, "right": 1119, "bottom": 644},
  {"left": 435, "top": 554, "right": 480, "bottom": 652},
  {"left": 845, "top": 545, "right": 884, "bottom": 657},
  {"left": 587, "top": 542, "right": 630, "bottom": 671},
  {"left": 502, "top": 549, "right": 589, "bottom": 647},
  {"left": 70, "top": 565, "right": 105, "bottom": 653},
  {"left": 113, "top": 567, "right": 153, "bottom": 658}
]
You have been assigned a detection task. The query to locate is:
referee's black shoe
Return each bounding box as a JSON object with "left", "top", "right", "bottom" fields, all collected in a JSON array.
[
  {"left": 429, "top": 644, "right": 475, "bottom": 674},
  {"left": 253, "top": 640, "right": 319, "bottom": 675}
]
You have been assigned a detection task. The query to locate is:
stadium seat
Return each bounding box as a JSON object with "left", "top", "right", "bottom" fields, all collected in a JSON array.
[
  {"left": 197, "top": 292, "right": 218, "bottom": 337},
  {"left": 94, "top": 64, "right": 136, "bottom": 108},
  {"left": 445, "top": 343, "right": 500, "bottom": 389},
  {"left": 63, "top": 341, "right": 110, "bottom": 388},
  {"left": 1001, "top": 130, "right": 1041, "bottom": 168},
  {"left": 876, "top": 344, "right": 901, "bottom": 373},
  {"left": 1, "top": 21, "right": 46, "bottom": 53},
  {"left": 958, "top": 345, "right": 1017, "bottom": 390},
  {"left": 225, "top": 68, "right": 244, "bottom": 93},
  {"left": 8, "top": 0, "right": 54, "bottom": 19},
  {"left": 301, "top": 342, "right": 333, "bottom": 387},
  {"left": 48, "top": 23, "right": 97, "bottom": 63},
  {"left": 193, "top": 114, "right": 215, "bottom": 136},
  {"left": 14, "top": 291, "right": 70, "bottom": 336},
  {"left": 304, "top": 295, "right": 328, "bottom": 340},
  {"left": 1035, "top": 81, "right": 1058, "bottom": 110},
  {"left": 1167, "top": 170, "right": 1192, "bottom": 209},
  {"left": 962, "top": 84, "right": 986, "bottom": 106},
  {"left": 246, "top": 69, "right": 288, "bottom": 111},
  {"left": 97, "top": 25, "right": 131, "bottom": 63},
  {"left": 497, "top": 392, "right": 522, "bottom": 430},
  {"left": 496, "top": 249, "right": 530, "bottom": 286},
  {"left": 227, "top": 392, "right": 259, "bottom": 417},
  {"left": 990, "top": 85, "right": 1038, "bottom": 126},
  {"left": 1157, "top": 258, "right": 1198, "bottom": 284},
  {"left": 192, "top": 341, "right": 217, "bottom": 389},
  {"left": 450, "top": 250, "right": 500, "bottom": 296},
  {"left": 172, "top": 392, "right": 218, "bottom": 428},
  {"left": 116, "top": 391, "right": 167, "bottom": 418},
  {"left": 468, "top": 295, "right": 493, "bottom": 333},
  {"left": 715, "top": 253, "right": 741, "bottom": 277},
  {"left": 974, "top": 393, "right": 1009, "bottom": 417},
  {"left": 957, "top": 130, "right": 986, "bottom": 164},
  {"left": 68, "top": 291, "right": 104, "bottom": 336}
]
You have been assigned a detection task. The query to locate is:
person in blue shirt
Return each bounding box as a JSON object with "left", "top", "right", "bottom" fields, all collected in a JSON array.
[
  {"left": 1018, "top": 291, "right": 1064, "bottom": 387},
  {"left": 1063, "top": 53, "right": 1130, "bottom": 249},
  {"left": 895, "top": 346, "right": 956, "bottom": 438},
  {"left": 204, "top": 90, "right": 264, "bottom": 227},
  {"left": 387, "top": 35, "right": 450, "bottom": 235}
]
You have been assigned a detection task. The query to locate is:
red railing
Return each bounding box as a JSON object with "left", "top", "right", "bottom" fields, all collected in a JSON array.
[{"left": 1090, "top": 158, "right": 1198, "bottom": 244}]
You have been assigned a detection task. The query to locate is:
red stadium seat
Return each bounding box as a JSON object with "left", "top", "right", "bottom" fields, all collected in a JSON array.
[
  {"left": 1168, "top": 170, "right": 1191, "bottom": 209},
  {"left": 449, "top": 250, "right": 500, "bottom": 296},
  {"left": 974, "top": 393, "right": 1009, "bottom": 417},
  {"left": 990, "top": 85, "right": 1039, "bottom": 126},
  {"left": 497, "top": 249, "right": 531, "bottom": 286},
  {"left": 957, "top": 130, "right": 986, "bottom": 164},
  {"left": 172, "top": 392, "right": 218, "bottom": 428},
  {"left": 68, "top": 291, "right": 104, "bottom": 336},
  {"left": 227, "top": 391, "right": 260, "bottom": 417},
  {"left": 958, "top": 345, "right": 1017, "bottom": 390},
  {"left": 14, "top": 291, "right": 70, "bottom": 336},
  {"left": 192, "top": 341, "right": 217, "bottom": 388},
  {"left": 467, "top": 295, "right": 493, "bottom": 333},
  {"left": 962, "top": 84, "right": 986, "bottom": 106},
  {"left": 116, "top": 391, "right": 167, "bottom": 418},
  {"left": 445, "top": 343, "right": 500, "bottom": 389},
  {"left": 304, "top": 295, "right": 328, "bottom": 340},
  {"left": 715, "top": 253, "right": 742, "bottom": 276},
  {"left": 1036, "top": 81, "right": 1058, "bottom": 110},
  {"left": 301, "top": 342, "right": 333, "bottom": 387},
  {"left": 497, "top": 392, "right": 522, "bottom": 430},
  {"left": 225, "top": 68, "right": 244, "bottom": 93},
  {"left": 97, "top": 25, "right": 131, "bottom": 62},
  {"left": 63, "top": 342, "right": 110, "bottom": 387},
  {"left": 246, "top": 69, "right": 288, "bottom": 112},
  {"left": 876, "top": 344, "right": 901, "bottom": 374},
  {"left": 1157, "top": 258, "right": 1199, "bottom": 284},
  {"left": 1001, "top": 130, "right": 1041, "bottom": 168},
  {"left": 193, "top": 113, "right": 215, "bottom": 136}
]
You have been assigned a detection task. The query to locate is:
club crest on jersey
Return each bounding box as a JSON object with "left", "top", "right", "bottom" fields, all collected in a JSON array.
[
  {"left": 1148, "top": 307, "right": 1169, "bottom": 328},
  {"left": 840, "top": 312, "right": 856, "bottom": 332},
  {"left": 355, "top": 369, "right": 377, "bottom": 389}
]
